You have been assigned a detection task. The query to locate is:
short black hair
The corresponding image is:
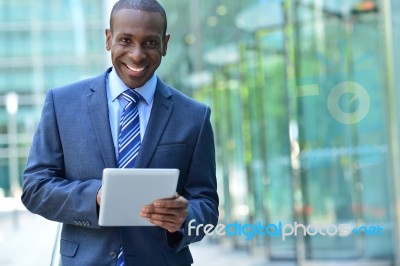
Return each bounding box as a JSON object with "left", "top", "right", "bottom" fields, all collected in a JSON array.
[{"left": 110, "top": 0, "right": 167, "bottom": 37}]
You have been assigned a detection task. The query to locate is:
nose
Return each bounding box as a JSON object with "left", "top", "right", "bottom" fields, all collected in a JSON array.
[{"left": 128, "top": 44, "right": 146, "bottom": 62}]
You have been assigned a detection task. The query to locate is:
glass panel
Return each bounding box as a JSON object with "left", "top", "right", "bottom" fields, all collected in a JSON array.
[
  {"left": 294, "top": 1, "right": 394, "bottom": 260},
  {"left": 0, "top": 158, "right": 10, "bottom": 196},
  {"left": 41, "top": 30, "right": 75, "bottom": 56},
  {"left": 0, "top": 30, "right": 32, "bottom": 57}
]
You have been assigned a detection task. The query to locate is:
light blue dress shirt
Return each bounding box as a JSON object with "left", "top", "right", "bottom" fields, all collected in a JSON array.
[{"left": 106, "top": 68, "right": 156, "bottom": 158}]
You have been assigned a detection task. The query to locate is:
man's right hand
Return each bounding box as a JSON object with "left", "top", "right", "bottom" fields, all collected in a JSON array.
[{"left": 97, "top": 187, "right": 102, "bottom": 207}]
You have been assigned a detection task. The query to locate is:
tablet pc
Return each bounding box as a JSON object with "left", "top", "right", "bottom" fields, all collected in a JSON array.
[{"left": 98, "top": 168, "right": 179, "bottom": 226}]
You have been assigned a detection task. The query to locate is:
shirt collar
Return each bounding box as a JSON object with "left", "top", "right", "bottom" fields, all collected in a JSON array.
[{"left": 108, "top": 68, "right": 157, "bottom": 105}]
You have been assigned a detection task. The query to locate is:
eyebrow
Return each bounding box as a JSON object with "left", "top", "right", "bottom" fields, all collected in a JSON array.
[{"left": 115, "top": 32, "right": 161, "bottom": 39}]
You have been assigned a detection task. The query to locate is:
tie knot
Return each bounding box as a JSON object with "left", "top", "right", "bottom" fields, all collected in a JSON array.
[{"left": 122, "top": 89, "right": 141, "bottom": 104}]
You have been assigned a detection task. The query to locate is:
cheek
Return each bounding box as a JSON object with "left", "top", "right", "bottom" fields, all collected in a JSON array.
[
  {"left": 152, "top": 51, "right": 164, "bottom": 62},
  {"left": 111, "top": 47, "right": 125, "bottom": 59}
]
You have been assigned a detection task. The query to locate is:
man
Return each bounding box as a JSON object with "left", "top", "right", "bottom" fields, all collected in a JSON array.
[{"left": 21, "top": 0, "right": 219, "bottom": 265}]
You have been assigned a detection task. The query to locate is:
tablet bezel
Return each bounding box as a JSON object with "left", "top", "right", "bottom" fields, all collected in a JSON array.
[{"left": 98, "top": 168, "right": 179, "bottom": 226}]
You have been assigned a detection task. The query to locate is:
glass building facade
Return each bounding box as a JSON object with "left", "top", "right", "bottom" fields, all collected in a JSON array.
[
  {"left": 0, "top": 0, "right": 110, "bottom": 196},
  {"left": 1, "top": 0, "right": 400, "bottom": 264}
]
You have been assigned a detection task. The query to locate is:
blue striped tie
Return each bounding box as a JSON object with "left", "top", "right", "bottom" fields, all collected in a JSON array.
[
  {"left": 118, "top": 89, "right": 141, "bottom": 169},
  {"left": 116, "top": 89, "right": 141, "bottom": 266}
]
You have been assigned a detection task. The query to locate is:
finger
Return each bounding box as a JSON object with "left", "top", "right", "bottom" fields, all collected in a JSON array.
[
  {"left": 142, "top": 213, "right": 179, "bottom": 224},
  {"left": 147, "top": 218, "right": 181, "bottom": 233},
  {"left": 96, "top": 188, "right": 102, "bottom": 206},
  {"left": 140, "top": 203, "right": 187, "bottom": 217},
  {"left": 154, "top": 196, "right": 188, "bottom": 208},
  {"left": 140, "top": 206, "right": 187, "bottom": 221},
  {"left": 144, "top": 206, "right": 186, "bottom": 215},
  {"left": 140, "top": 204, "right": 155, "bottom": 214},
  {"left": 141, "top": 204, "right": 183, "bottom": 216}
]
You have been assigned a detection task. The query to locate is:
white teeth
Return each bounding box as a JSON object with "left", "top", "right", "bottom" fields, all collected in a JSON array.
[{"left": 126, "top": 64, "right": 145, "bottom": 72}]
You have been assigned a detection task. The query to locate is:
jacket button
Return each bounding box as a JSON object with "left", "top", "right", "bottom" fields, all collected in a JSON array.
[{"left": 109, "top": 251, "right": 117, "bottom": 259}]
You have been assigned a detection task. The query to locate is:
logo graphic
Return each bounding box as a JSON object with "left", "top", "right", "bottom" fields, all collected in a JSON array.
[
  {"left": 327, "top": 81, "right": 371, "bottom": 124},
  {"left": 188, "top": 219, "right": 384, "bottom": 241},
  {"left": 296, "top": 40, "right": 376, "bottom": 125}
]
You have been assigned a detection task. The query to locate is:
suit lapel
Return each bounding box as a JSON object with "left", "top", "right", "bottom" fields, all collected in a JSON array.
[
  {"left": 86, "top": 69, "right": 117, "bottom": 168},
  {"left": 135, "top": 78, "right": 173, "bottom": 168}
]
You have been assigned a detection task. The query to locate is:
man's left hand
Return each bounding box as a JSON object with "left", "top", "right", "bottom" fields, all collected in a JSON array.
[{"left": 140, "top": 193, "right": 188, "bottom": 233}]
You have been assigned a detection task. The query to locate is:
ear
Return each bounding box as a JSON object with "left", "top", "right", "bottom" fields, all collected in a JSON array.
[
  {"left": 162, "top": 34, "right": 170, "bottom": 56},
  {"left": 105, "top": 29, "right": 112, "bottom": 51}
]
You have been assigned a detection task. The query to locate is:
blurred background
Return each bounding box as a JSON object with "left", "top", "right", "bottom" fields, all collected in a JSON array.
[{"left": 0, "top": 0, "right": 399, "bottom": 265}]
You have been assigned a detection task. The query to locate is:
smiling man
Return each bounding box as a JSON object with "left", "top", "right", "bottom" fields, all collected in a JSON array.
[
  {"left": 21, "top": 0, "right": 219, "bottom": 265},
  {"left": 106, "top": 4, "right": 169, "bottom": 89}
]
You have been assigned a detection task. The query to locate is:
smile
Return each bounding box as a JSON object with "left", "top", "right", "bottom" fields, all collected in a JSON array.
[{"left": 126, "top": 64, "right": 145, "bottom": 72}]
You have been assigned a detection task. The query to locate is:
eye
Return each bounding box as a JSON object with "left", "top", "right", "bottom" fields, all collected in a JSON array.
[
  {"left": 145, "top": 40, "right": 158, "bottom": 47},
  {"left": 120, "top": 38, "right": 131, "bottom": 44}
]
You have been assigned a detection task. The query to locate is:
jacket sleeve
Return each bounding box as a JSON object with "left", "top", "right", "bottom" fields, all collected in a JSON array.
[
  {"left": 166, "top": 106, "right": 219, "bottom": 250},
  {"left": 21, "top": 90, "right": 102, "bottom": 228}
]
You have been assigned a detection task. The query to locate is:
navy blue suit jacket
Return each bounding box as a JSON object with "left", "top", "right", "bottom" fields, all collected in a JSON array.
[{"left": 21, "top": 68, "right": 219, "bottom": 266}]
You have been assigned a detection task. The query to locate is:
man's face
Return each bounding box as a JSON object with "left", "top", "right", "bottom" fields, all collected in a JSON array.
[{"left": 106, "top": 9, "right": 170, "bottom": 88}]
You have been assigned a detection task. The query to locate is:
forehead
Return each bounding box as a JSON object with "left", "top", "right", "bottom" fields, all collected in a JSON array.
[{"left": 111, "top": 9, "right": 165, "bottom": 37}]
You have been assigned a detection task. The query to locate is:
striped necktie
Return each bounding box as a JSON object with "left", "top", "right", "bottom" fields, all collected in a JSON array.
[
  {"left": 118, "top": 89, "right": 141, "bottom": 169},
  {"left": 116, "top": 89, "right": 141, "bottom": 266}
]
